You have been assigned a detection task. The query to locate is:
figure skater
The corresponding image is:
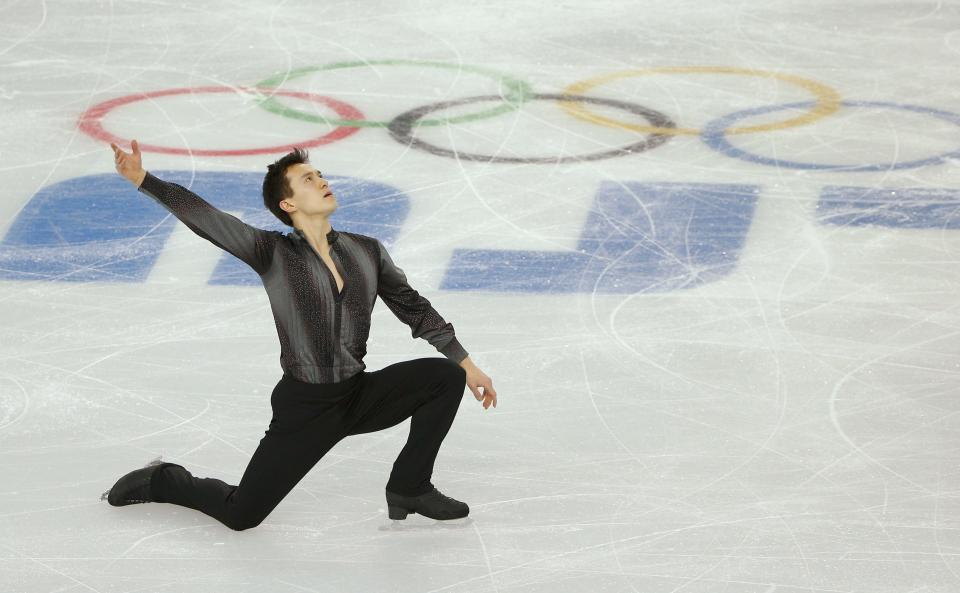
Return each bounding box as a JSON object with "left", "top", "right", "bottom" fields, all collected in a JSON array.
[{"left": 101, "top": 140, "right": 497, "bottom": 530}]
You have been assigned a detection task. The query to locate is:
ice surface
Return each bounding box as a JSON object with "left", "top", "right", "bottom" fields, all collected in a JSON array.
[{"left": 2, "top": 0, "right": 960, "bottom": 591}]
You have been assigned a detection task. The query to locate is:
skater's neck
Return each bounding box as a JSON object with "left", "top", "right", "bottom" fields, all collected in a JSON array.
[{"left": 294, "top": 217, "right": 334, "bottom": 253}]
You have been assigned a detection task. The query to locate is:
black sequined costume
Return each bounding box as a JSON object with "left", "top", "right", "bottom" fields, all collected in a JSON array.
[{"left": 138, "top": 171, "right": 468, "bottom": 384}]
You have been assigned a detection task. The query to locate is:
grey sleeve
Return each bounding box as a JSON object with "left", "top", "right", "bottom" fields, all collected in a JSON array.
[
  {"left": 375, "top": 239, "right": 469, "bottom": 363},
  {"left": 138, "top": 171, "right": 277, "bottom": 275}
]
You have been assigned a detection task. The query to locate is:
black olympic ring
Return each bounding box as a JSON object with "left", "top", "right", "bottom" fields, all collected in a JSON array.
[{"left": 387, "top": 93, "right": 676, "bottom": 164}]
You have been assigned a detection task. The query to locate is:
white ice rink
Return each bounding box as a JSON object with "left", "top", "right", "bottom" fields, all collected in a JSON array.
[{"left": 2, "top": 0, "right": 960, "bottom": 591}]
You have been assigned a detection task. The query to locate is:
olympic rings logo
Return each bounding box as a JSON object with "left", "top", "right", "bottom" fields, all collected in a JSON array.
[{"left": 76, "top": 60, "right": 957, "bottom": 171}]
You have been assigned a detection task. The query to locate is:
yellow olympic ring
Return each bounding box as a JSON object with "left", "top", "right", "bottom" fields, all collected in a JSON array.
[{"left": 559, "top": 66, "right": 842, "bottom": 136}]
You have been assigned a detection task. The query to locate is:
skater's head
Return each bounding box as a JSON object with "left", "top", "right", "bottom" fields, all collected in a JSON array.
[{"left": 262, "top": 147, "right": 337, "bottom": 229}]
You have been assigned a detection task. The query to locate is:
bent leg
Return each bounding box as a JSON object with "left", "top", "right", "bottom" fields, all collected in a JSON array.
[
  {"left": 347, "top": 357, "right": 467, "bottom": 497},
  {"left": 152, "top": 429, "right": 341, "bottom": 531},
  {"left": 152, "top": 374, "right": 360, "bottom": 531}
]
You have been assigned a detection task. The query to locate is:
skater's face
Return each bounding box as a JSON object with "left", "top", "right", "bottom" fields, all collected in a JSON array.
[{"left": 281, "top": 162, "right": 337, "bottom": 219}]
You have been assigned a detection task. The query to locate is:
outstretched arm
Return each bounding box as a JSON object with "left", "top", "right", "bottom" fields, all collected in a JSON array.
[{"left": 111, "top": 140, "right": 276, "bottom": 275}]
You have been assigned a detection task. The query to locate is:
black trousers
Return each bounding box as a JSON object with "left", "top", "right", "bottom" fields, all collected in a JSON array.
[{"left": 151, "top": 357, "right": 467, "bottom": 531}]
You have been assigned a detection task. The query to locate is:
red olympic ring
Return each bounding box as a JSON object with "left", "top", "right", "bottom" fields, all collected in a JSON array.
[{"left": 77, "top": 86, "right": 364, "bottom": 156}]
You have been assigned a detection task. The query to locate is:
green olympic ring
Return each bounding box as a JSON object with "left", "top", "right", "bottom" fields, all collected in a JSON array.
[{"left": 252, "top": 59, "right": 533, "bottom": 128}]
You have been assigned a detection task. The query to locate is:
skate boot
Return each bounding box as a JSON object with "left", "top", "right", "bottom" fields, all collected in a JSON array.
[
  {"left": 386, "top": 486, "right": 469, "bottom": 520},
  {"left": 100, "top": 456, "right": 184, "bottom": 506}
]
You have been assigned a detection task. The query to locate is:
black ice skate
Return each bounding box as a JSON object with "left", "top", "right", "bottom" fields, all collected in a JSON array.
[
  {"left": 386, "top": 486, "right": 469, "bottom": 520},
  {"left": 100, "top": 456, "right": 184, "bottom": 506}
]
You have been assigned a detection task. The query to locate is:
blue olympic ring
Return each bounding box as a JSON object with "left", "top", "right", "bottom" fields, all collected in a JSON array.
[{"left": 701, "top": 100, "right": 960, "bottom": 172}]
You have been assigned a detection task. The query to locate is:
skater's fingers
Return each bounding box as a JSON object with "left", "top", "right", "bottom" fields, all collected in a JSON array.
[{"left": 131, "top": 139, "right": 140, "bottom": 156}]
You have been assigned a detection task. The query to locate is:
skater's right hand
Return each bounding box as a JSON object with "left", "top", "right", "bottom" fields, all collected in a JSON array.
[{"left": 110, "top": 139, "right": 146, "bottom": 187}]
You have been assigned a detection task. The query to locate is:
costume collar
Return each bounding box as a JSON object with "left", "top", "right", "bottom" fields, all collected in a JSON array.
[{"left": 293, "top": 226, "right": 338, "bottom": 245}]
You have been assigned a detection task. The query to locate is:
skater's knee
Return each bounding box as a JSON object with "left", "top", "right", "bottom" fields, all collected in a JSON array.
[
  {"left": 227, "top": 518, "right": 262, "bottom": 532},
  {"left": 226, "top": 513, "right": 266, "bottom": 531},
  {"left": 442, "top": 358, "right": 467, "bottom": 387}
]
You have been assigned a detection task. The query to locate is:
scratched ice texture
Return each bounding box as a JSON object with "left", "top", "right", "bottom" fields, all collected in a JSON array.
[{"left": 1, "top": 1, "right": 960, "bottom": 592}]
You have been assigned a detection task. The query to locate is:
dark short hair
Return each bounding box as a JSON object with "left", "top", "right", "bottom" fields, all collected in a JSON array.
[{"left": 262, "top": 147, "right": 310, "bottom": 227}]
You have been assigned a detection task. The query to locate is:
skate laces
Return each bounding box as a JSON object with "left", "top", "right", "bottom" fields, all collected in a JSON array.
[{"left": 429, "top": 487, "right": 460, "bottom": 505}]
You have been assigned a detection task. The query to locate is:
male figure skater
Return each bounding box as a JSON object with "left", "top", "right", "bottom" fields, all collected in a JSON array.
[{"left": 102, "top": 140, "right": 497, "bottom": 530}]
